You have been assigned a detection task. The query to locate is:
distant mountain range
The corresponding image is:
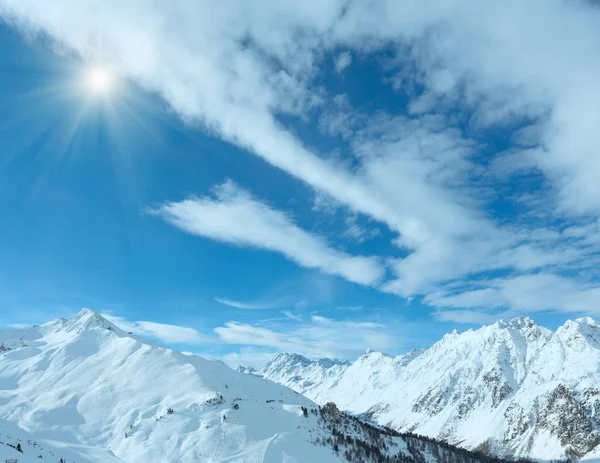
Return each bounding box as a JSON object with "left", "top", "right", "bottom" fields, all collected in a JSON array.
[
  {"left": 0, "top": 309, "right": 521, "bottom": 463},
  {"left": 245, "top": 317, "right": 600, "bottom": 462}
]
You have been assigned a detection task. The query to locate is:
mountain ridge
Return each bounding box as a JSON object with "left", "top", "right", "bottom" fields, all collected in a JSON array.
[
  {"left": 0, "top": 309, "right": 526, "bottom": 463},
  {"left": 251, "top": 316, "right": 600, "bottom": 461}
]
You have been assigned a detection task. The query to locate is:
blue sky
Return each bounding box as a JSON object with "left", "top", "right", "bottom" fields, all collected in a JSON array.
[{"left": 1, "top": 1, "right": 600, "bottom": 367}]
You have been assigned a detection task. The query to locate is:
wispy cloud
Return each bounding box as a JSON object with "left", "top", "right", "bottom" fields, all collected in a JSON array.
[
  {"left": 151, "top": 181, "right": 384, "bottom": 286},
  {"left": 214, "top": 315, "right": 397, "bottom": 359},
  {"left": 220, "top": 347, "right": 282, "bottom": 370},
  {"left": 426, "top": 273, "right": 600, "bottom": 315},
  {"left": 102, "top": 313, "right": 211, "bottom": 345},
  {"left": 281, "top": 311, "right": 303, "bottom": 322},
  {"left": 334, "top": 51, "right": 352, "bottom": 74},
  {"left": 432, "top": 310, "right": 509, "bottom": 325},
  {"left": 214, "top": 297, "right": 277, "bottom": 310},
  {"left": 5, "top": 323, "right": 32, "bottom": 329}
]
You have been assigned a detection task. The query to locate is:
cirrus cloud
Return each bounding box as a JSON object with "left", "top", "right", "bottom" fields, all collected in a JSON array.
[
  {"left": 102, "top": 313, "right": 210, "bottom": 345},
  {"left": 151, "top": 180, "right": 384, "bottom": 286},
  {"left": 214, "top": 315, "right": 397, "bottom": 360}
]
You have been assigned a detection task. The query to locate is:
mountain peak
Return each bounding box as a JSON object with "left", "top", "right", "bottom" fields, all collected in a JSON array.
[
  {"left": 65, "top": 308, "right": 118, "bottom": 333},
  {"left": 394, "top": 348, "right": 425, "bottom": 367},
  {"left": 362, "top": 348, "right": 391, "bottom": 357},
  {"left": 237, "top": 365, "right": 257, "bottom": 375},
  {"left": 559, "top": 316, "right": 600, "bottom": 331},
  {"left": 267, "top": 352, "right": 349, "bottom": 370},
  {"left": 357, "top": 350, "right": 392, "bottom": 364},
  {"left": 74, "top": 307, "right": 98, "bottom": 318},
  {"left": 271, "top": 352, "right": 311, "bottom": 364},
  {"left": 574, "top": 316, "right": 599, "bottom": 327},
  {"left": 557, "top": 316, "right": 600, "bottom": 342},
  {"left": 495, "top": 315, "right": 536, "bottom": 330}
]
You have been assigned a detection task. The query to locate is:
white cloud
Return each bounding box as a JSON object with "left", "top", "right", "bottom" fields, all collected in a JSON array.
[
  {"left": 220, "top": 348, "right": 280, "bottom": 370},
  {"left": 135, "top": 321, "right": 207, "bottom": 344},
  {"left": 102, "top": 314, "right": 209, "bottom": 344},
  {"left": 152, "top": 181, "right": 384, "bottom": 286},
  {"left": 340, "top": 0, "right": 600, "bottom": 217},
  {"left": 342, "top": 214, "right": 381, "bottom": 244},
  {"left": 7, "top": 323, "right": 32, "bottom": 329},
  {"left": 426, "top": 273, "right": 600, "bottom": 315},
  {"left": 215, "top": 315, "right": 396, "bottom": 359},
  {"left": 5, "top": 0, "right": 600, "bottom": 319},
  {"left": 334, "top": 51, "right": 352, "bottom": 73},
  {"left": 0, "top": 1, "right": 484, "bottom": 268},
  {"left": 311, "top": 315, "right": 332, "bottom": 324},
  {"left": 432, "top": 310, "right": 508, "bottom": 325},
  {"left": 382, "top": 230, "right": 592, "bottom": 297},
  {"left": 281, "top": 311, "right": 303, "bottom": 322},
  {"left": 214, "top": 297, "right": 276, "bottom": 310}
]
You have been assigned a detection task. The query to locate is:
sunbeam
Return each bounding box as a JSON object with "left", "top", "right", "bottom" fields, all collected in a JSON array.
[{"left": 86, "top": 67, "right": 114, "bottom": 94}]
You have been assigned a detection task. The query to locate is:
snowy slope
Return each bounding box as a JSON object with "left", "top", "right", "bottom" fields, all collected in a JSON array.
[
  {"left": 255, "top": 317, "right": 600, "bottom": 461},
  {"left": 0, "top": 309, "right": 511, "bottom": 463},
  {"left": 0, "top": 417, "right": 124, "bottom": 463},
  {"left": 0, "top": 310, "right": 343, "bottom": 462}
]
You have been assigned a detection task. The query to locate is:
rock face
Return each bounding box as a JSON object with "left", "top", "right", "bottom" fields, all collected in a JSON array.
[
  {"left": 254, "top": 316, "right": 600, "bottom": 461},
  {"left": 0, "top": 309, "right": 513, "bottom": 463}
]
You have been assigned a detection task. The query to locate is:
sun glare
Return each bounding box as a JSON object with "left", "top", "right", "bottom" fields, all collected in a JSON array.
[{"left": 86, "top": 67, "right": 114, "bottom": 93}]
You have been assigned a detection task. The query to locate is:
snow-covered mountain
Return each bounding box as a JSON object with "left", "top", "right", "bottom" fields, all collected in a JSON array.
[
  {"left": 255, "top": 353, "right": 351, "bottom": 400},
  {"left": 253, "top": 317, "right": 600, "bottom": 462},
  {"left": 0, "top": 309, "right": 514, "bottom": 463}
]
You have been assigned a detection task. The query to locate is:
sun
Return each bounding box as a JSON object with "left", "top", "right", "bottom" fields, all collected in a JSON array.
[{"left": 86, "top": 67, "right": 114, "bottom": 93}]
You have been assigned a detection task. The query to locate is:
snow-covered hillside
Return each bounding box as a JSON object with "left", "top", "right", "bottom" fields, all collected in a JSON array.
[
  {"left": 254, "top": 317, "right": 600, "bottom": 462},
  {"left": 0, "top": 309, "right": 516, "bottom": 463}
]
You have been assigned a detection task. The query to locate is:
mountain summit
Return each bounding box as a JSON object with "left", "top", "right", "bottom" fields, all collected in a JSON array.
[{"left": 254, "top": 317, "right": 600, "bottom": 461}]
